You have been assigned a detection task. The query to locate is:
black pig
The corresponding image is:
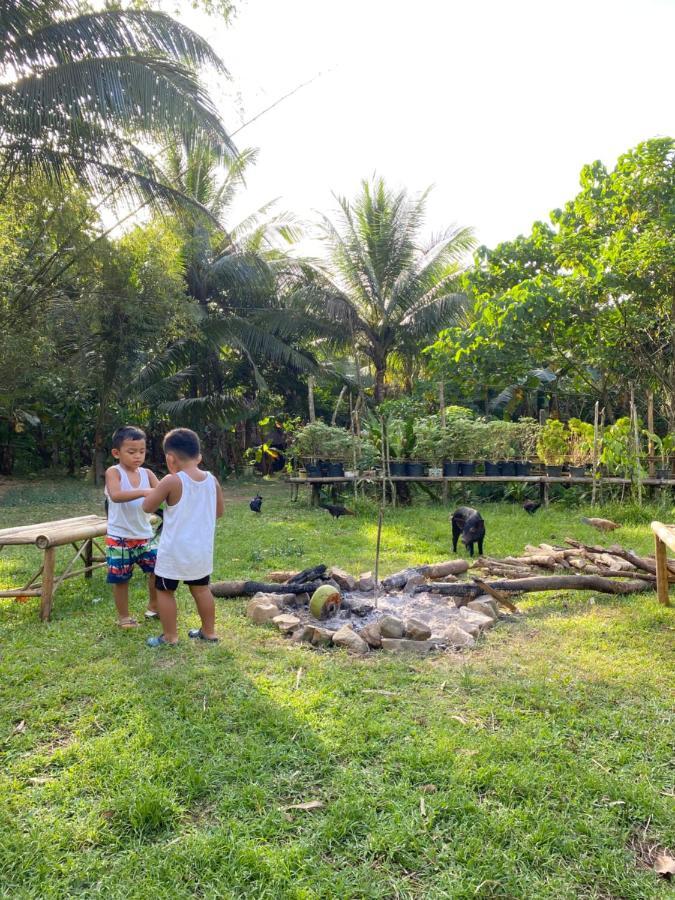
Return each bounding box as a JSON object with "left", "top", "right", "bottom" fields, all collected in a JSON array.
[{"left": 451, "top": 506, "right": 485, "bottom": 557}]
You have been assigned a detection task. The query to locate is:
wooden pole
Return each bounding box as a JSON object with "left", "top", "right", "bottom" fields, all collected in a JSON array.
[
  {"left": 653, "top": 532, "right": 672, "bottom": 607},
  {"left": 39, "top": 547, "right": 56, "bottom": 621},
  {"left": 332, "top": 385, "right": 347, "bottom": 426},
  {"left": 440, "top": 381, "right": 448, "bottom": 506},
  {"left": 374, "top": 507, "right": 384, "bottom": 599},
  {"left": 308, "top": 376, "right": 316, "bottom": 423},
  {"left": 84, "top": 538, "right": 93, "bottom": 579},
  {"left": 591, "top": 401, "right": 599, "bottom": 507},
  {"left": 647, "top": 390, "right": 655, "bottom": 477},
  {"left": 630, "top": 385, "right": 642, "bottom": 506}
]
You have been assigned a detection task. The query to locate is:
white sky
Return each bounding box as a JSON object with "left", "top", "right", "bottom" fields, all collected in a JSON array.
[{"left": 180, "top": 0, "right": 675, "bottom": 250}]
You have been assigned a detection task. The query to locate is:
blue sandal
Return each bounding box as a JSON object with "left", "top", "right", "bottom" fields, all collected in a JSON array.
[
  {"left": 146, "top": 634, "right": 178, "bottom": 648},
  {"left": 188, "top": 628, "right": 219, "bottom": 643}
]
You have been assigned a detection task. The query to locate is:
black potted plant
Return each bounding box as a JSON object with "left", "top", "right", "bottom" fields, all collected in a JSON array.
[
  {"left": 648, "top": 432, "right": 674, "bottom": 480},
  {"left": 567, "top": 418, "right": 593, "bottom": 477},
  {"left": 515, "top": 419, "right": 539, "bottom": 476},
  {"left": 458, "top": 419, "right": 485, "bottom": 476},
  {"left": 536, "top": 419, "right": 568, "bottom": 477}
]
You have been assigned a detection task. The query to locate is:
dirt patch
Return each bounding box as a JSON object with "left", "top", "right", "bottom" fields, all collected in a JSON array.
[{"left": 628, "top": 824, "right": 674, "bottom": 872}]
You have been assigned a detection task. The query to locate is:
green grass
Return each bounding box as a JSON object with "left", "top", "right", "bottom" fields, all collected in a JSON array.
[{"left": 0, "top": 477, "right": 673, "bottom": 899}]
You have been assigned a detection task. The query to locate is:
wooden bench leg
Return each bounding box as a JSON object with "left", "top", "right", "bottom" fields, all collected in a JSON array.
[
  {"left": 654, "top": 534, "right": 672, "bottom": 607},
  {"left": 84, "top": 539, "right": 93, "bottom": 578},
  {"left": 40, "top": 547, "right": 56, "bottom": 621}
]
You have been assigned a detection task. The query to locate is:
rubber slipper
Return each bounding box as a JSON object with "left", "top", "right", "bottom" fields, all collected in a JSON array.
[
  {"left": 144, "top": 610, "right": 159, "bottom": 620},
  {"left": 146, "top": 634, "right": 178, "bottom": 648},
  {"left": 118, "top": 617, "right": 139, "bottom": 629},
  {"left": 188, "top": 628, "right": 219, "bottom": 643}
]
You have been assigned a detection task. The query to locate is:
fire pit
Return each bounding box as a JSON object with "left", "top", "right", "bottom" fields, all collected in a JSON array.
[{"left": 213, "top": 562, "right": 514, "bottom": 655}]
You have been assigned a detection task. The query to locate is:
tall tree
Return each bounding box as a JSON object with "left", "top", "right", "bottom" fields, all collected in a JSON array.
[
  {"left": 299, "top": 177, "right": 476, "bottom": 403},
  {"left": 0, "top": 0, "right": 234, "bottom": 207}
]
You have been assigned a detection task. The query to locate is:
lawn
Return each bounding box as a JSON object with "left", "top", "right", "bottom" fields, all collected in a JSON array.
[{"left": 0, "top": 477, "right": 673, "bottom": 899}]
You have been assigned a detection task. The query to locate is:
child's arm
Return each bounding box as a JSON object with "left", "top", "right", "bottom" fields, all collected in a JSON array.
[
  {"left": 146, "top": 468, "right": 160, "bottom": 489},
  {"left": 142, "top": 474, "right": 181, "bottom": 513},
  {"left": 215, "top": 478, "right": 225, "bottom": 519},
  {"left": 105, "top": 467, "right": 151, "bottom": 503}
]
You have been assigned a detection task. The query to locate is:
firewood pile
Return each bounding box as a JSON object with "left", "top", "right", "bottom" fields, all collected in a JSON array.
[{"left": 416, "top": 539, "right": 674, "bottom": 604}]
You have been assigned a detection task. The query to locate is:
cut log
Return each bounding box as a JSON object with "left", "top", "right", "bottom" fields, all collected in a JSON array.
[
  {"left": 471, "top": 577, "right": 519, "bottom": 612},
  {"left": 421, "top": 560, "right": 470, "bottom": 578},
  {"left": 286, "top": 565, "right": 327, "bottom": 585},
  {"left": 503, "top": 554, "right": 556, "bottom": 569},
  {"left": 419, "top": 574, "right": 652, "bottom": 598},
  {"left": 566, "top": 538, "right": 675, "bottom": 576},
  {"left": 267, "top": 571, "right": 299, "bottom": 583},
  {"left": 212, "top": 580, "right": 323, "bottom": 598}
]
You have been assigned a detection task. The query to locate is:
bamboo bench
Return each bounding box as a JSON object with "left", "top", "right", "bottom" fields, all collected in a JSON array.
[
  {"left": 651, "top": 521, "right": 675, "bottom": 607},
  {"left": 0, "top": 515, "right": 108, "bottom": 620}
]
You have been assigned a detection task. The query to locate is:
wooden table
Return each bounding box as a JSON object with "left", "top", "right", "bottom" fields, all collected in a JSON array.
[
  {"left": 0, "top": 515, "right": 108, "bottom": 620},
  {"left": 651, "top": 521, "right": 675, "bottom": 607}
]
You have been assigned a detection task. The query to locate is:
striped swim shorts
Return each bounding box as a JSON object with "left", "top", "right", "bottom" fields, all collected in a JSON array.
[{"left": 106, "top": 535, "right": 157, "bottom": 583}]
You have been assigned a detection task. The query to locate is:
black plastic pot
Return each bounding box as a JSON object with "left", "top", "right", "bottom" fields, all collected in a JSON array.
[
  {"left": 568, "top": 465, "right": 586, "bottom": 478},
  {"left": 546, "top": 465, "right": 564, "bottom": 477},
  {"left": 656, "top": 468, "right": 671, "bottom": 480},
  {"left": 327, "top": 462, "right": 344, "bottom": 477},
  {"left": 443, "top": 461, "right": 460, "bottom": 477},
  {"left": 501, "top": 461, "right": 517, "bottom": 476},
  {"left": 389, "top": 461, "right": 407, "bottom": 477},
  {"left": 305, "top": 464, "right": 322, "bottom": 478},
  {"left": 515, "top": 461, "right": 531, "bottom": 476},
  {"left": 405, "top": 461, "right": 425, "bottom": 477},
  {"left": 484, "top": 460, "right": 501, "bottom": 476},
  {"left": 458, "top": 461, "right": 476, "bottom": 476}
]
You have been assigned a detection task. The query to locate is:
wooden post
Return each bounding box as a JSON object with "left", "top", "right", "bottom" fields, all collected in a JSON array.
[
  {"left": 654, "top": 533, "right": 671, "bottom": 606},
  {"left": 380, "top": 417, "right": 387, "bottom": 507},
  {"left": 539, "top": 480, "right": 549, "bottom": 508},
  {"left": 84, "top": 539, "right": 93, "bottom": 578},
  {"left": 440, "top": 381, "right": 448, "bottom": 506},
  {"left": 308, "top": 376, "right": 316, "bottom": 423},
  {"left": 647, "top": 391, "right": 655, "bottom": 478},
  {"left": 374, "top": 507, "right": 384, "bottom": 598},
  {"left": 40, "top": 547, "right": 56, "bottom": 621},
  {"left": 630, "top": 385, "right": 642, "bottom": 506},
  {"left": 591, "top": 401, "right": 599, "bottom": 507}
]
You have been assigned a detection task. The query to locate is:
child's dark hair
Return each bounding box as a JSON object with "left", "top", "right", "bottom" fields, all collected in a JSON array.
[
  {"left": 112, "top": 425, "right": 146, "bottom": 449},
  {"left": 163, "top": 427, "right": 201, "bottom": 459}
]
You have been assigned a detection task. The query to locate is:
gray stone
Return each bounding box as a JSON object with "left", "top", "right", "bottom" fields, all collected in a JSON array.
[
  {"left": 251, "top": 592, "right": 284, "bottom": 609},
  {"left": 349, "top": 600, "right": 374, "bottom": 618},
  {"left": 246, "top": 599, "right": 280, "bottom": 624},
  {"left": 467, "top": 598, "right": 499, "bottom": 620},
  {"left": 404, "top": 574, "right": 426, "bottom": 594},
  {"left": 441, "top": 624, "right": 476, "bottom": 649},
  {"left": 459, "top": 607, "right": 495, "bottom": 631},
  {"left": 404, "top": 618, "right": 432, "bottom": 641},
  {"left": 332, "top": 624, "right": 369, "bottom": 655},
  {"left": 359, "top": 621, "right": 382, "bottom": 648},
  {"left": 290, "top": 625, "right": 316, "bottom": 643},
  {"left": 381, "top": 638, "right": 438, "bottom": 655},
  {"left": 309, "top": 626, "right": 334, "bottom": 647},
  {"left": 330, "top": 567, "right": 358, "bottom": 592},
  {"left": 324, "top": 578, "right": 342, "bottom": 592},
  {"left": 358, "top": 571, "right": 376, "bottom": 592},
  {"left": 273, "top": 613, "right": 301, "bottom": 633},
  {"left": 454, "top": 618, "right": 480, "bottom": 639},
  {"left": 379, "top": 615, "right": 405, "bottom": 639}
]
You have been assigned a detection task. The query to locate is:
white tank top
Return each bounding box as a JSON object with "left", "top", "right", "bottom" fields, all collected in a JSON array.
[
  {"left": 154, "top": 470, "right": 217, "bottom": 580},
  {"left": 105, "top": 465, "right": 154, "bottom": 539}
]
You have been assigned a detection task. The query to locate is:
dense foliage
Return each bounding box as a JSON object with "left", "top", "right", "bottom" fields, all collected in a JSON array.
[{"left": 0, "top": 4, "right": 671, "bottom": 478}]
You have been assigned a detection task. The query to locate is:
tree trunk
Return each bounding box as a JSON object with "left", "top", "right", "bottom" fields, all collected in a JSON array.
[
  {"left": 308, "top": 375, "right": 316, "bottom": 422},
  {"left": 374, "top": 367, "right": 386, "bottom": 404}
]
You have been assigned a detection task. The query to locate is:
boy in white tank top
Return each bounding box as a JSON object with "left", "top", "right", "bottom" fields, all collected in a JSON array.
[
  {"left": 104, "top": 426, "right": 160, "bottom": 628},
  {"left": 142, "top": 428, "right": 224, "bottom": 647}
]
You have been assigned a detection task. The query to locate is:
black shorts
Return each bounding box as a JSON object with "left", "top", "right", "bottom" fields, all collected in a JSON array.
[{"left": 155, "top": 574, "right": 210, "bottom": 592}]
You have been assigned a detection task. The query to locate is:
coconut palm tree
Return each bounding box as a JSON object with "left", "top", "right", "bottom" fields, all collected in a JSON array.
[
  {"left": 0, "top": 0, "right": 234, "bottom": 207},
  {"left": 133, "top": 144, "right": 320, "bottom": 440},
  {"left": 298, "top": 176, "right": 477, "bottom": 402}
]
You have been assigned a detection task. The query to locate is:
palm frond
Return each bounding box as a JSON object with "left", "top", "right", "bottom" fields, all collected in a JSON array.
[{"left": 3, "top": 10, "right": 227, "bottom": 75}]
